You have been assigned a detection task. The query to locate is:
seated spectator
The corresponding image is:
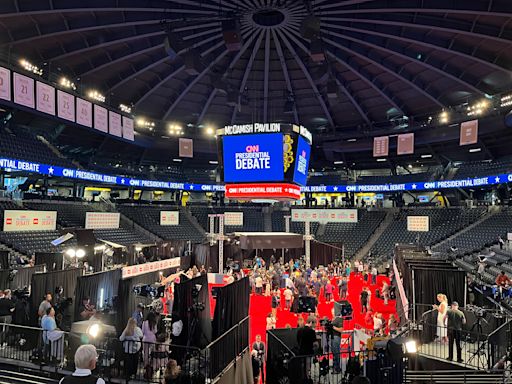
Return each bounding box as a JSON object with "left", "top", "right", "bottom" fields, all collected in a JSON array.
[{"left": 59, "top": 344, "right": 105, "bottom": 384}]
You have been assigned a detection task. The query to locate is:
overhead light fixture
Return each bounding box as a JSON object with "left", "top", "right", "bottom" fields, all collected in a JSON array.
[
  {"left": 87, "top": 90, "right": 105, "bottom": 103},
  {"left": 173, "top": 158, "right": 182, "bottom": 162},
  {"left": 377, "top": 158, "right": 387, "bottom": 162},
  {"left": 421, "top": 154, "right": 432, "bottom": 159},
  {"left": 439, "top": 111, "right": 449, "bottom": 124},
  {"left": 205, "top": 126, "right": 215, "bottom": 136},
  {"left": 209, "top": 160, "right": 218, "bottom": 165},
  {"left": 500, "top": 93, "right": 512, "bottom": 108},
  {"left": 408, "top": 164, "right": 413, "bottom": 168},
  {"left": 168, "top": 123, "right": 183, "bottom": 136},
  {"left": 59, "top": 77, "right": 76, "bottom": 90},
  {"left": 467, "top": 99, "right": 490, "bottom": 117},
  {"left": 76, "top": 249, "right": 86, "bottom": 258},
  {"left": 119, "top": 104, "right": 132, "bottom": 114},
  {"left": 19, "top": 59, "right": 43, "bottom": 76},
  {"left": 334, "top": 161, "right": 344, "bottom": 165},
  {"left": 136, "top": 118, "right": 155, "bottom": 130},
  {"left": 469, "top": 148, "right": 481, "bottom": 153},
  {"left": 347, "top": 138, "right": 357, "bottom": 142}
]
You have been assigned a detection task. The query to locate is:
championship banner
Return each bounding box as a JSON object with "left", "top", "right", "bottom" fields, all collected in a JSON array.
[
  {"left": 407, "top": 216, "right": 429, "bottom": 232},
  {"left": 291, "top": 209, "right": 358, "bottom": 223},
  {"left": 94, "top": 104, "right": 108, "bottom": 133},
  {"left": 160, "top": 211, "right": 179, "bottom": 226},
  {"left": 122, "top": 257, "right": 181, "bottom": 279},
  {"left": 224, "top": 212, "right": 244, "bottom": 226},
  {"left": 13, "top": 72, "right": 35, "bottom": 108},
  {"left": 460, "top": 119, "right": 478, "bottom": 146},
  {"left": 36, "top": 81, "right": 55, "bottom": 115},
  {"left": 0, "top": 67, "right": 11, "bottom": 101},
  {"left": 179, "top": 138, "right": 193, "bottom": 158},
  {"left": 373, "top": 136, "right": 389, "bottom": 157},
  {"left": 77, "top": 98, "right": 93, "bottom": 128},
  {"left": 3, "top": 210, "right": 57, "bottom": 232},
  {"left": 57, "top": 90, "right": 75, "bottom": 122},
  {"left": 85, "top": 212, "right": 120, "bottom": 229},
  {"left": 397, "top": 133, "right": 414, "bottom": 155},
  {"left": 109, "top": 111, "right": 122, "bottom": 137}
]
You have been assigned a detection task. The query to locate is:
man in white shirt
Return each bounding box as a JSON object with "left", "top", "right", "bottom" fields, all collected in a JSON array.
[
  {"left": 255, "top": 275, "right": 263, "bottom": 294},
  {"left": 283, "top": 288, "right": 293, "bottom": 310},
  {"left": 59, "top": 344, "right": 105, "bottom": 384},
  {"left": 371, "top": 266, "right": 378, "bottom": 285}
]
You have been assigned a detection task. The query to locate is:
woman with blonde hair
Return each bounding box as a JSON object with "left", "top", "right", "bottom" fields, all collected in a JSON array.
[
  {"left": 119, "top": 317, "right": 143, "bottom": 379},
  {"left": 433, "top": 293, "right": 448, "bottom": 343},
  {"left": 163, "top": 359, "right": 184, "bottom": 383}
]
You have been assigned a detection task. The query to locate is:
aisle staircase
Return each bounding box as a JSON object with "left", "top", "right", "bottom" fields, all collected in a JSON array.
[{"left": 354, "top": 209, "right": 395, "bottom": 260}]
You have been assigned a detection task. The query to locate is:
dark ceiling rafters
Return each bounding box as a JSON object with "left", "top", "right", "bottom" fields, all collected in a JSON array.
[{"left": 0, "top": 0, "right": 509, "bottom": 133}]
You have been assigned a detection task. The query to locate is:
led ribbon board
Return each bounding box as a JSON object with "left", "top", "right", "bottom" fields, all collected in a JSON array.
[{"left": 0, "top": 157, "right": 510, "bottom": 193}]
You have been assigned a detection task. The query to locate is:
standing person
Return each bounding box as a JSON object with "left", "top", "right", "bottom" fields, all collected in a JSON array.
[
  {"left": 38, "top": 293, "right": 52, "bottom": 324},
  {"left": 0, "top": 290, "right": 15, "bottom": 348},
  {"left": 373, "top": 313, "right": 384, "bottom": 335},
  {"left": 499, "top": 236, "right": 505, "bottom": 250},
  {"left": 345, "top": 262, "right": 351, "bottom": 281},
  {"left": 271, "top": 289, "right": 280, "bottom": 318},
  {"left": 357, "top": 261, "right": 364, "bottom": 277},
  {"left": 360, "top": 288, "right": 369, "bottom": 314},
  {"left": 252, "top": 335, "right": 265, "bottom": 383},
  {"left": 119, "top": 318, "right": 143, "bottom": 379},
  {"left": 59, "top": 345, "right": 105, "bottom": 384},
  {"left": 371, "top": 265, "right": 378, "bottom": 285},
  {"left": 445, "top": 301, "right": 466, "bottom": 363},
  {"left": 330, "top": 309, "right": 344, "bottom": 374},
  {"left": 339, "top": 276, "right": 348, "bottom": 300},
  {"left": 266, "top": 313, "right": 276, "bottom": 331},
  {"left": 433, "top": 294, "right": 448, "bottom": 343},
  {"left": 255, "top": 274, "right": 263, "bottom": 295},
  {"left": 381, "top": 282, "right": 390, "bottom": 306},
  {"left": 251, "top": 350, "right": 261, "bottom": 384},
  {"left": 297, "top": 316, "right": 317, "bottom": 379},
  {"left": 132, "top": 304, "right": 145, "bottom": 328},
  {"left": 325, "top": 279, "right": 334, "bottom": 302},
  {"left": 142, "top": 312, "right": 158, "bottom": 369},
  {"left": 388, "top": 314, "right": 399, "bottom": 336},
  {"left": 283, "top": 287, "right": 293, "bottom": 310}
]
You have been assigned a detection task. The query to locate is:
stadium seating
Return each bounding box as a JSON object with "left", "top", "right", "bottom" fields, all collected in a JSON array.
[
  {"left": 454, "top": 157, "right": 512, "bottom": 179},
  {"left": 118, "top": 205, "right": 205, "bottom": 243},
  {"left": 23, "top": 201, "right": 97, "bottom": 228},
  {"left": 0, "top": 230, "right": 77, "bottom": 255},
  {"left": 371, "top": 207, "right": 487, "bottom": 260}
]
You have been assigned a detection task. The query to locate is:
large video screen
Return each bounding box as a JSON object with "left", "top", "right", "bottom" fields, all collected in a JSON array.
[
  {"left": 223, "top": 133, "right": 284, "bottom": 183},
  {"left": 293, "top": 135, "right": 311, "bottom": 186}
]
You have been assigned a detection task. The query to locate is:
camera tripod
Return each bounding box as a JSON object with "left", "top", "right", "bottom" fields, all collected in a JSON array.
[{"left": 466, "top": 315, "right": 488, "bottom": 368}]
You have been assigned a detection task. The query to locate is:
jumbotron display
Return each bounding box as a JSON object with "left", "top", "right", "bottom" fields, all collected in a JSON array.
[{"left": 218, "top": 123, "right": 312, "bottom": 200}]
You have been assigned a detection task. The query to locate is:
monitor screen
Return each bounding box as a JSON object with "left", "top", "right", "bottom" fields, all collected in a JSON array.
[
  {"left": 222, "top": 133, "right": 284, "bottom": 183},
  {"left": 293, "top": 135, "right": 311, "bottom": 186}
]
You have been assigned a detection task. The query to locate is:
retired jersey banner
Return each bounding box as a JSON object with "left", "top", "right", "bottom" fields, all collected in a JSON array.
[
  {"left": 13, "top": 72, "right": 35, "bottom": 108},
  {"left": 160, "top": 211, "right": 179, "bottom": 226},
  {"left": 76, "top": 98, "right": 93, "bottom": 127},
  {"left": 291, "top": 209, "right": 358, "bottom": 223},
  {"left": 36, "top": 82, "right": 55, "bottom": 115},
  {"left": 3, "top": 210, "right": 57, "bottom": 232},
  {"left": 407, "top": 216, "right": 429, "bottom": 232},
  {"left": 94, "top": 104, "right": 108, "bottom": 133},
  {"left": 373, "top": 136, "right": 389, "bottom": 157},
  {"left": 0, "top": 67, "right": 11, "bottom": 101},
  {"left": 397, "top": 133, "right": 414, "bottom": 155},
  {"left": 121, "top": 257, "right": 181, "bottom": 279},
  {"left": 460, "top": 119, "right": 478, "bottom": 146},
  {"left": 224, "top": 212, "right": 243, "bottom": 226},
  {"left": 85, "top": 212, "right": 120, "bottom": 229},
  {"left": 122, "top": 116, "right": 134, "bottom": 141},
  {"left": 57, "top": 90, "right": 75, "bottom": 122},
  {"left": 109, "top": 111, "right": 122, "bottom": 137},
  {"left": 179, "top": 138, "right": 193, "bottom": 158}
]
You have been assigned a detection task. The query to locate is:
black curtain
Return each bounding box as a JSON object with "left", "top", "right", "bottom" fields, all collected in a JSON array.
[
  {"left": 0, "top": 251, "right": 8, "bottom": 270},
  {"left": 29, "top": 268, "right": 83, "bottom": 325},
  {"left": 412, "top": 267, "right": 466, "bottom": 320},
  {"left": 35, "top": 252, "right": 64, "bottom": 271},
  {"left": 0, "top": 270, "right": 9, "bottom": 290},
  {"left": 212, "top": 277, "right": 250, "bottom": 339},
  {"left": 310, "top": 242, "right": 341, "bottom": 267},
  {"left": 11, "top": 265, "right": 45, "bottom": 290},
  {"left": 74, "top": 269, "right": 121, "bottom": 321},
  {"left": 173, "top": 274, "right": 212, "bottom": 349}
]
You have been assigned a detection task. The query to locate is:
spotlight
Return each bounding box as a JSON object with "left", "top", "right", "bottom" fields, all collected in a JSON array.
[
  {"left": 76, "top": 249, "right": 86, "bottom": 258},
  {"left": 439, "top": 111, "right": 448, "bottom": 124},
  {"left": 87, "top": 323, "right": 101, "bottom": 338},
  {"left": 136, "top": 118, "right": 155, "bottom": 129},
  {"left": 59, "top": 77, "right": 76, "bottom": 90},
  {"left": 405, "top": 340, "right": 417, "bottom": 354},
  {"left": 119, "top": 104, "right": 132, "bottom": 113},
  {"left": 87, "top": 90, "right": 106, "bottom": 103},
  {"left": 206, "top": 126, "right": 215, "bottom": 136},
  {"left": 19, "top": 59, "right": 43, "bottom": 76},
  {"left": 66, "top": 249, "right": 76, "bottom": 257}
]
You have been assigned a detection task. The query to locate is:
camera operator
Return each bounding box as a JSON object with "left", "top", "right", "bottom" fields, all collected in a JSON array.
[
  {"left": 330, "top": 308, "right": 344, "bottom": 374},
  {"left": 0, "top": 290, "right": 15, "bottom": 348}
]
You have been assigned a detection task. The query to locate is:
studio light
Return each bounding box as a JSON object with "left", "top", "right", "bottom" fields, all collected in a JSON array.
[
  {"left": 66, "top": 248, "right": 76, "bottom": 257},
  {"left": 405, "top": 340, "right": 418, "bottom": 354},
  {"left": 206, "top": 126, "right": 215, "bottom": 136},
  {"left": 87, "top": 323, "right": 101, "bottom": 338},
  {"left": 75, "top": 249, "right": 86, "bottom": 258}
]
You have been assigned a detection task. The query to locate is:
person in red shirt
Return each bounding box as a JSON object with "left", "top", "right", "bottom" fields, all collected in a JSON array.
[{"left": 496, "top": 271, "right": 512, "bottom": 287}]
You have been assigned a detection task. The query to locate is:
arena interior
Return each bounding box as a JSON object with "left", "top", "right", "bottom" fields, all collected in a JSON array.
[{"left": 0, "top": 1, "right": 512, "bottom": 384}]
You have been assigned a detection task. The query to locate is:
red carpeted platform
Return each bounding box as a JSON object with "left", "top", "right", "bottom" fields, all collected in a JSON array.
[{"left": 209, "top": 272, "right": 397, "bottom": 346}]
